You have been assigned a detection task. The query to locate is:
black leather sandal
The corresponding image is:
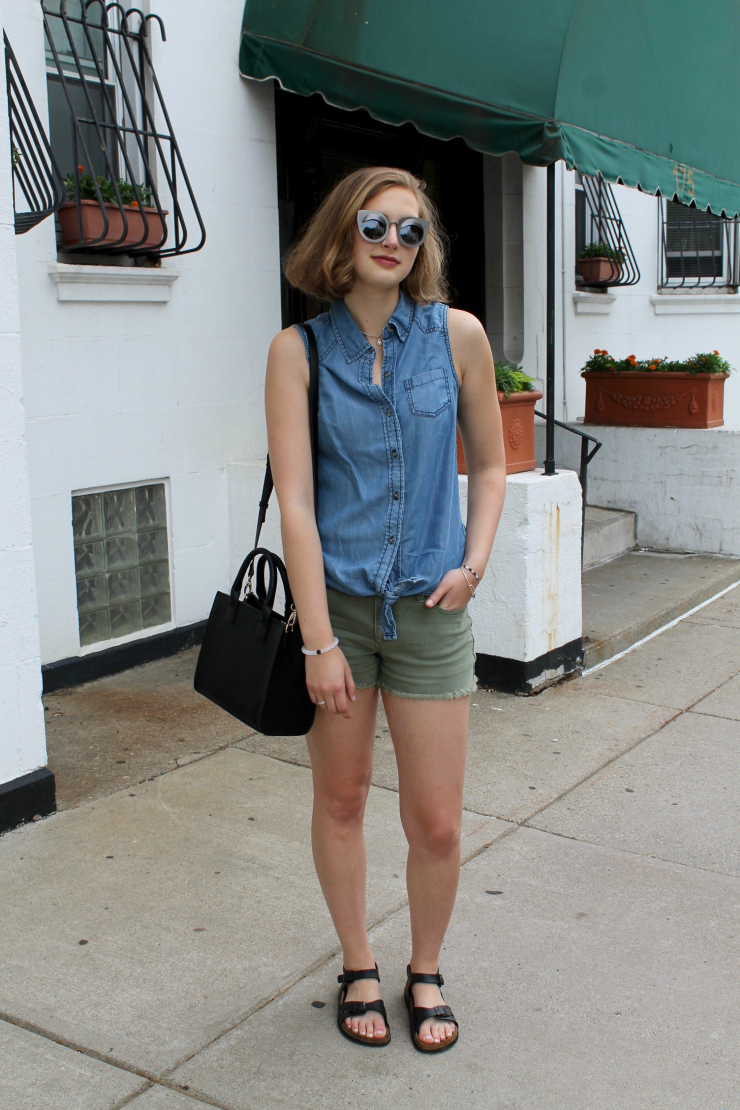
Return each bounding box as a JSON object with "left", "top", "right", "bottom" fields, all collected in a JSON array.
[
  {"left": 404, "top": 966, "right": 459, "bottom": 1053},
  {"left": 337, "top": 965, "right": 391, "bottom": 1047}
]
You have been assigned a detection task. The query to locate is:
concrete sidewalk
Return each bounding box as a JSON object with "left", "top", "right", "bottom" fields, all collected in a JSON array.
[{"left": 2, "top": 591, "right": 740, "bottom": 1109}]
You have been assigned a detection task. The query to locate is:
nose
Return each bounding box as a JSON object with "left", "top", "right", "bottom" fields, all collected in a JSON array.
[{"left": 382, "top": 223, "right": 400, "bottom": 249}]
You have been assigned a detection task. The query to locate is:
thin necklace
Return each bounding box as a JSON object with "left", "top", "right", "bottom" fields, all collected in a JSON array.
[{"left": 361, "top": 330, "right": 384, "bottom": 347}]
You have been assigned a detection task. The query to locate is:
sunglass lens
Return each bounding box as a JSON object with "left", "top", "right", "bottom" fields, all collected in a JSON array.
[
  {"left": 398, "top": 219, "right": 427, "bottom": 246},
  {"left": 360, "top": 213, "right": 389, "bottom": 241}
]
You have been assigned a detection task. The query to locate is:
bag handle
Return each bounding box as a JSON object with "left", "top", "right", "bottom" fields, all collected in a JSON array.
[
  {"left": 253, "top": 322, "right": 319, "bottom": 549},
  {"left": 226, "top": 546, "right": 293, "bottom": 639}
]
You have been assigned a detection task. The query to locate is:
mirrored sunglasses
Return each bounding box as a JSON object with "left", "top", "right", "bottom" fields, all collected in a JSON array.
[{"left": 357, "top": 209, "right": 430, "bottom": 248}]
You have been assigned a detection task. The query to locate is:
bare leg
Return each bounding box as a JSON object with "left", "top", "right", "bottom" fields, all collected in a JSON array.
[
  {"left": 306, "top": 685, "right": 387, "bottom": 1040},
  {"left": 383, "top": 690, "right": 469, "bottom": 1045}
]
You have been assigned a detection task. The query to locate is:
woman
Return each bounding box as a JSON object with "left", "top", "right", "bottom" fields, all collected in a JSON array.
[{"left": 265, "top": 167, "right": 505, "bottom": 1052}]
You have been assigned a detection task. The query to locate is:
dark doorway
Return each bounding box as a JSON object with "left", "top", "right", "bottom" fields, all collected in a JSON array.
[{"left": 275, "top": 88, "right": 485, "bottom": 329}]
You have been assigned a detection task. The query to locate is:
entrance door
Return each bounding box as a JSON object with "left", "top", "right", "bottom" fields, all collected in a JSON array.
[{"left": 275, "top": 89, "right": 485, "bottom": 329}]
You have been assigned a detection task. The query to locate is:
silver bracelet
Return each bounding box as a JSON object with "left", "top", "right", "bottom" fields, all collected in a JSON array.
[
  {"left": 459, "top": 566, "right": 476, "bottom": 595},
  {"left": 301, "top": 635, "right": 339, "bottom": 656}
]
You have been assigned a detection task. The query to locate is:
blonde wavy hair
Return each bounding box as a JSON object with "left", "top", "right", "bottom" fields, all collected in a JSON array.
[{"left": 283, "top": 166, "right": 449, "bottom": 304}]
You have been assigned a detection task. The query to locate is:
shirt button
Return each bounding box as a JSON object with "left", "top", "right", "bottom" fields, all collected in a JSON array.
[
  {"left": 391, "top": 448, "right": 398, "bottom": 458},
  {"left": 385, "top": 408, "right": 392, "bottom": 417},
  {"left": 385, "top": 370, "right": 390, "bottom": 377},
  {"left": 393, "top": 491, "right": 399, "bottom": 500},
  {"left": 388, "top": 536, "right": 395, "bottom": 543}
]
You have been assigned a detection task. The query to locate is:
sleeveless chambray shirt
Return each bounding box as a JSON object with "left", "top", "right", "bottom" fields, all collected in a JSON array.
[{"left": 296, "top": 292, "right": 466, "bottom": 641}]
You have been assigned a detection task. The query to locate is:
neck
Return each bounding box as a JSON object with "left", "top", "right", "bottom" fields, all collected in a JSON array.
[{"left": 344, "top": 282, "right": 401, "bottom": 338}]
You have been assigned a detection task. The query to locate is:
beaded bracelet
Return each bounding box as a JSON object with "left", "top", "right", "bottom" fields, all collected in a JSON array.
[
  {"left": 301, "top": 635, "right": 339, "bottom": 656},
  {"left": 462, "top": 563, "right": 480, "bottom": 582}
]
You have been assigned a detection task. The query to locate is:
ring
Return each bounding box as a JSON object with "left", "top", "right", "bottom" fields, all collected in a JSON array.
[{"left": 316, "top": 699, "right": 326, "bottom": 705}]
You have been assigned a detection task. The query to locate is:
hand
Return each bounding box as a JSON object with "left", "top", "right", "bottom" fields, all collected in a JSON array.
[
  {"left": 425, "top": 567, "right": 474, "bottom": 612},
  {"left": 305, "top": 648, "right": 356, "bottom": 718}
]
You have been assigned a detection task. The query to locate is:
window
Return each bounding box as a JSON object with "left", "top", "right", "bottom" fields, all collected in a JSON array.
[
  {"left": 659, "top": 199, "right": 739, "bottom": 288},
  {"left": 42, "top": 1, "right": 205, "bottom": 257},
  {"left": 72, "top": 484, "right": 172, "bottom": 648},
  {"left": 574, "top": 172, "right": 640, "bottom": 287}
]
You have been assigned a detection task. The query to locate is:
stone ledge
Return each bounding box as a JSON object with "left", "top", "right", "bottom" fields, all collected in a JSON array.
[
  {"left": 48, "top": 262, "right": 179, "bottom": 303},
  {"left": 572, "top": 291, "right": 616, "bottom": 315}
]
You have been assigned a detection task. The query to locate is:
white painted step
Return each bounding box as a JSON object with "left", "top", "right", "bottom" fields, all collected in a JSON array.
[{"left": 583, "top": 506, "right": 636, "bottom": 569}]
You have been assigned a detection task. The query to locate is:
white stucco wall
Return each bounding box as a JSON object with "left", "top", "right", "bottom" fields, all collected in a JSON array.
[
  {"left": 541, "top": 424, "right": 740, "bottom": 556},
  {"left": 459, "top": 471, "right": 582, "bottom": 664},
  {"left": 0, "top": 0, "right": 47, "bottom": 785},
  {"left": 4, "top": 0, "right": 282, "bottom": 665}
]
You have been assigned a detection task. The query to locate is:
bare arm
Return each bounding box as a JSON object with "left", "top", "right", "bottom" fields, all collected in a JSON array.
[
  {"left": 265, "top": 327, "right": 355, "bottom": 717},
  {"left": 425, "top": 309, "right": 506, "bottom": 609}
]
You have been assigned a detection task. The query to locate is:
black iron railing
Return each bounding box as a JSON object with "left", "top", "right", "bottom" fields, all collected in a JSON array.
[
  {"left": 536, "top": 410, "right": 602, "bottom": 560},
  {"left": 4, "top": 31, "right": 64, "bottom": 234},
  {"left": 575, "top": 171, "right": 640, "bottom": 288},
  {"left": 42, "top": 1, "right": 205, "bottom": 256},
  {"left": 659, "top": 198, "right": 739, "bottom": 289}
]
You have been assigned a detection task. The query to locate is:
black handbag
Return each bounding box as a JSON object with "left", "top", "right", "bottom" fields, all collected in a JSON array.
[{"left": 193, "top": 324, "right": 319, "bottom": 735}]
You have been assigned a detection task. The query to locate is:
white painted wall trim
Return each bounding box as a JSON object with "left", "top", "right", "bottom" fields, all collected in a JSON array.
[
  {"left": 48, "top": 263, "right": 180, "bottom": 303},
  {"left": 572, "top": 291, "right": 616, "bottom": 315},
  {"left": 650, "top": 292, "right": 740, "bottom": 315}
]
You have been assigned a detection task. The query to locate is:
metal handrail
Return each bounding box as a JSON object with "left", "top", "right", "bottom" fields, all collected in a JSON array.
[{"left": 535, "top": 410, "right": 602, "bottom": 560}]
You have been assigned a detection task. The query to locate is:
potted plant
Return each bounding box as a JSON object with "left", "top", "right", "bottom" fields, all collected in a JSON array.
[
  {"left": 578, "top": 243, "right": 625, "bottom": 285},
  {"left": 457, "top": 361, "right": 543, "bottom": 475},
  {"left": 57, "top": 167, "right": 167, "bottom": 250},
  {"left": 582, "top": 349, "right": 731, "bottom": 428}
]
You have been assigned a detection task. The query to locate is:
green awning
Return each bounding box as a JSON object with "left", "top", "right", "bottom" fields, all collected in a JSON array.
[{"left": 240, "top": 0, "right": 740, "bottom": 217}]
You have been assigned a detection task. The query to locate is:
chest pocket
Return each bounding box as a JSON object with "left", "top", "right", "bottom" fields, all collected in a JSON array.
[{"left": 405, "top": 368, "right": 451, "bottom": 418}]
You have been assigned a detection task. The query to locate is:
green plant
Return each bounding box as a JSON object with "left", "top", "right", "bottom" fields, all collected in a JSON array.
[
  {"left": 578, "top": 242, "right": 625, "bottom": 263},
  {"left": 582, "top": 349, "right": 733, "bottom": 376},
  {"left": 495, "top": 360, "right": 537, "bottom": 397},
  {"left": 64, "top": 166, "right": 153, "bottom": 208}
]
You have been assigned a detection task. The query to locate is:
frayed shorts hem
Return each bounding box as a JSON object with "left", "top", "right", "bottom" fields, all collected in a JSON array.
[{"left": 354, "top": 681, "right": 478, "bottom": 701}]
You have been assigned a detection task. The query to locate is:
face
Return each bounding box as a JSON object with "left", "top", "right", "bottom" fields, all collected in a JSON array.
[{"left": 351, "top": 186, "right": 422, "bottom": 291}]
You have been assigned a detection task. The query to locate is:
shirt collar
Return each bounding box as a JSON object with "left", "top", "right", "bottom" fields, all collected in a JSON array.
[{"left": 331, "top": 291, "right": 416, "bottom": 363}]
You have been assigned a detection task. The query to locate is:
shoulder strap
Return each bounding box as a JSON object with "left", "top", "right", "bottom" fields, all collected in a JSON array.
[{"left": 253, "top": 323, "right": 319, "bottom": 549}]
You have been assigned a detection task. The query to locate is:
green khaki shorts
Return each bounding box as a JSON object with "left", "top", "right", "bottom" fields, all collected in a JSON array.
[{"left": 326, "top": 588, "right": 477, "bottom": 700}]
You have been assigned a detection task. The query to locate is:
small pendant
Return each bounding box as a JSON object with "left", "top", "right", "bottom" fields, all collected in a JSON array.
[{"left": 377, "top": 338, "right": 383, "bottom": 347}]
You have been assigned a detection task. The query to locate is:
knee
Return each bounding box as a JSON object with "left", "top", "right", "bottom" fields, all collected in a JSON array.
[
  {"left": 316, "top": 780, "right": 370, "bottom": 827},
  {"left": 404, "top": 812, "right": 461, "bottom": 859}
]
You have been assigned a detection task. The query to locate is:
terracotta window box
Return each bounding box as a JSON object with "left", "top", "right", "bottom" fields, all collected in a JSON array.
[
  {"left": 457, "top": 389, "right": 543, "bottom": 475},
  {"left": 578, "top": 257, "right": 622, "bottom": 285},
  {"left": 582, "top": 370, "right": 728, "bottom": 428},
  {"left": 57, "top": 199, "right": 168, "bottom": 251}
]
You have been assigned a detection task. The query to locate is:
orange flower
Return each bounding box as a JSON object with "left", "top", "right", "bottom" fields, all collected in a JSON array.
[
  {"left": 78, "top": 164, "right": 84, "bottom": 173},
  {"left": 713, "top": 349, "right": 720, "bottom": 355},
  {"left": 649, "top": 363, "right": 656, "bottom": 370},
  {"left": 594, "top": 348, "right": 600, "bottom": 355},
  {"left": 131, "top": 200, "right": 139, "bottom": 207}
]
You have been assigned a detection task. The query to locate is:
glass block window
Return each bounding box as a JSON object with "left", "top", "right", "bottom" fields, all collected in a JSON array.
[{"left": 72, "top": 484, "right": 172, "bottom": 647}]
